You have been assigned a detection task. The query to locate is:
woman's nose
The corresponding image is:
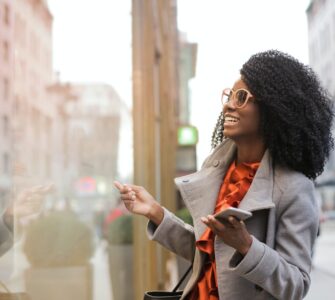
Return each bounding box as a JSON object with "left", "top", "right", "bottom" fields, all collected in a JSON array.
[{"left": 224, "top": 100, "right": 236, "bottom": 112}]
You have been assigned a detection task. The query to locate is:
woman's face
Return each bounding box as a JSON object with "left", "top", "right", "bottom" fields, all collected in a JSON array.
[{"left": 222, "top": 77, "right": 261, "bottom": 142}]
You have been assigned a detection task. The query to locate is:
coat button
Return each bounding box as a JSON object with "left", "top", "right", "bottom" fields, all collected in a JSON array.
[{"left": 212, "top": 160, "right": 220, "bottom": 167}]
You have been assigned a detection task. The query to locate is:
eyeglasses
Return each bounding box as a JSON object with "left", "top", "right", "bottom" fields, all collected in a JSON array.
[{"left": 221, "top": 88, "right": 254, "bottom": 109}]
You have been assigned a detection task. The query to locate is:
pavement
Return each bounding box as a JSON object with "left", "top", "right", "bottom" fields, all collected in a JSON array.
[{"left": 305, "top": 220, "right": 335, "bottom": 300}]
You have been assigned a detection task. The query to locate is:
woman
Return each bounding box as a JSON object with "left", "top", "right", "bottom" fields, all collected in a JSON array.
[{"left": 114, "top": 50, "right": 334, "bottom": 299}]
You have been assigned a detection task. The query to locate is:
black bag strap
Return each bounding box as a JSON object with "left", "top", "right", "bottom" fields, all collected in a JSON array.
[{"left": 172, "top": 265, "right": 193, "bottom": 292}]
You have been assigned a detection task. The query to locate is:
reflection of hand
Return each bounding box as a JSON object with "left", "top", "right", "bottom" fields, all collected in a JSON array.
[
  {"left": 6, "top": 184, "right": 54, "bottom": 219},
  {"left": 113, "top": 181, "right": 164, "bottom": 226},
  {"left": 201, "top": 215, "right": 252, "bottom": 256}
]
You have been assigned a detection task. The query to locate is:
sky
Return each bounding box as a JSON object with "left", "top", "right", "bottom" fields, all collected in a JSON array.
[
  {"left": 48, "top": 0, "right": 311, "bottom": 169},
  {"left": 48, "top": 0, "right": 132, "bottom": 105}
]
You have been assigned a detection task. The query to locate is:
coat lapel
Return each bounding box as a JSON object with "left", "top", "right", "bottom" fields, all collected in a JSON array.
[
  {"left": 175, "top": 139, "right": 275, "bottom": 240},
  {"left": 174, "top": 139, "right": 236, "bottom": 239},
  {"left": 237, "top": 149, "right": 275, "bottom": 212}
]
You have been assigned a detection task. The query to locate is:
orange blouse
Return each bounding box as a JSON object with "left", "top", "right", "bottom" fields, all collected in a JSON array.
[{"left": 187, "top": 161, "right": 260, "bottom": 300}]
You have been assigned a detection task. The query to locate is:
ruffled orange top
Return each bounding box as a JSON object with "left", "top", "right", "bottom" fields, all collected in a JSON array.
[{"left": 187, "top": 160, "right": 260, "bottom": 300}]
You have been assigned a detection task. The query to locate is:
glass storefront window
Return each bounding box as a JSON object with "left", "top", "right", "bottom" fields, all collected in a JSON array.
[{"left": 0, "top": 1, "right": 133, "bottom": 299}]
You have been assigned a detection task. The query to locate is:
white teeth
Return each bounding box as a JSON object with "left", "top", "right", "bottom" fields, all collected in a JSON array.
[{"left": 225, "top": 116, "right": 239, "bottom": 123}]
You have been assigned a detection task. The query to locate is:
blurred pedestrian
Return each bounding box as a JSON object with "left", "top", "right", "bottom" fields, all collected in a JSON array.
[
  {"left": 114, "top": 50, "right": 334, "bottom": 300},
  {"left": 103, "top": 200, "right": 129, "bottom": 238}
]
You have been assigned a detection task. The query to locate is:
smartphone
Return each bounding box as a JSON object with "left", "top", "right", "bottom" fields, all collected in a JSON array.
[{"left": 214, "top": 207, "right": 252, "bottom": 222}]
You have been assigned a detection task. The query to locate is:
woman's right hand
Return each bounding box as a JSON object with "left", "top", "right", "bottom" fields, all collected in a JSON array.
[{"left": 113, "top": 181, "right": 164, "bottom": 225}]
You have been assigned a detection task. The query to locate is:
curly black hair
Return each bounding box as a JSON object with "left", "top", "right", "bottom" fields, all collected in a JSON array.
[{"left": 211, "top": 50, "right": 334, "bottom": 180}]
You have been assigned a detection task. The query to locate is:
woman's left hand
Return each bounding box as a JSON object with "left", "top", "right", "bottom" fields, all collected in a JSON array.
[
  {"left": 201, "top": 215, "right": 253, "bottom": 256},
  {"left": 5, "top": 184, "right": 54, "bottom": 219}
]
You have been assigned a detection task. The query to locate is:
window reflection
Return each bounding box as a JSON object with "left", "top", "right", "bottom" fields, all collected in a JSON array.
[{"left": 0, "top": 0, "right": 132, "bottom": 299}]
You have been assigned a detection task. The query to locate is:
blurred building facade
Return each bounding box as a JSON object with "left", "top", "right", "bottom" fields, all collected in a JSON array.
[
  {"left": 1, "top": 0, "right": 132, "bottom": 299},
  {"left": 12, "top": 0, "right": 129, "bottom": 203},
  {"left": 307, "top": 0, "right": 335, "bottom": 96},
  {"left": 0, "top": 0, "right": 14, "bottom": 203},
  {"left": 13, "top": 0, "right": 59, "bottom": 189},
  {"left": 176, "top": 32, "right": 198, "bottom": 183},
  {"left": 9, "top": 0, "right": 132, "bottom": 211},
  {"left": 307, "top": 0, "right": 335, "bottom": 210},
  {"left": 178, "top": 33, "right": 197, "bottom": 126},
  {"left": 63, "top": 84, "right": 127, "bottom": 211}
]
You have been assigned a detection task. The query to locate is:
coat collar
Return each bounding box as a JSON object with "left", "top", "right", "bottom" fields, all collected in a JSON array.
[{"left": 174, "top": 139, "right": 275, "bottom": 239}]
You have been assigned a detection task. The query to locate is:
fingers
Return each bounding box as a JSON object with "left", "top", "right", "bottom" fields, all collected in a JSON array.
[
  {"left": 201, "top": 215, "right": 244, "bottom": 234},
  {"left": 113, "top": 181, "right": 125, "bottom": 192},
  {"left": 228, "top": 216, "right": 244, "bottom": 228},
  {"left": 208, "top": 215, "right": 226, "bottom": 230},
  {"left": 39, "top": 184, "right": 55, "bottom": 194},
  {"left": 228, "top": 217, "right": 241, "bottom": 228},
  {"left": 120, "top": 192, "right": 136, "bottom": 201},
  {"left": 123, "top": 183, "right": 143, "bottom": 193},
  {"left": 23, "top": 193, "right": 43, "bottom": 205},
  {"left": 201, "top": 216, "right": 208, "bottom": 223},
  {"left": 33, "top": 185, "right": 54, "bottom": 195},
  {"left": 114, "top": 181, "right": 146, "bottom": 204},
  {"left": 123, "top": 200, "right": 134, "bottom": 210},
  {"left": 116, "top": 181, "right": 136, "bottom": 202},
  {"left": 201, "top": 215, "right": 226, "bottom": 233},
  {"left": 114, "top": 181, "right": 142, "bottom": 193},
  {"left": 22, "top": 184, "right": 55, "bottom": 197}
]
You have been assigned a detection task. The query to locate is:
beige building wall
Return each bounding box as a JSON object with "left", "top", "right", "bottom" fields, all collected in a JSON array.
[{"left": 132, "top": 0, "right": 180, "bottom": 297}]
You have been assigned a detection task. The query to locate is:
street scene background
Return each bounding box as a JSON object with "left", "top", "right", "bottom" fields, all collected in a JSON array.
[{"left": 0, "top": 0, "right": 334, "bottom": 299}]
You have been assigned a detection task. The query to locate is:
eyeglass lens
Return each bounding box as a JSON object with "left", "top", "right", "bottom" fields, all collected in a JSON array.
[{"left": 222, "top": 89, "right": 248, "bottom": 107}]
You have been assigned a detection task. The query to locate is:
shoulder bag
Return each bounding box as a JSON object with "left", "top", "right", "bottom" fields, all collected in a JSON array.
[{"left": 144, "top": 264, "right": 192, "bottom": 300}]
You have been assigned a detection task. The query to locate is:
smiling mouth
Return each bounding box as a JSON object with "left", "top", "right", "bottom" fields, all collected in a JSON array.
[{"left": 224, "top": 116, "right": 240, "bottom": 124}]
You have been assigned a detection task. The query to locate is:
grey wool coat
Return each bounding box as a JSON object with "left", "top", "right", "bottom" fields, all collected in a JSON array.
[
  {"left": 0, "top": 214, "right": 13, "bottom": 257},
  {"left": 147, "top": 138, "right": 319, "bottom": 300}
]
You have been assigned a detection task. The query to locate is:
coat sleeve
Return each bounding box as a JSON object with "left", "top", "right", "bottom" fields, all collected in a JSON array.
[
  {"left": 226, "top": 179, "right": 318, "bottom": 300},
  {"left": 0, "top": 214, "right": 14, "bottom": 257},
  {"left": 146, "top": 207, "right": 196, "bottom": 262}
]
